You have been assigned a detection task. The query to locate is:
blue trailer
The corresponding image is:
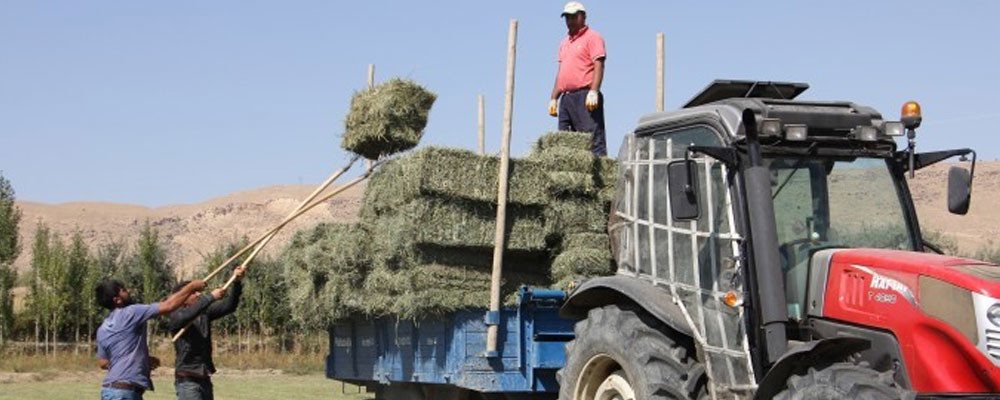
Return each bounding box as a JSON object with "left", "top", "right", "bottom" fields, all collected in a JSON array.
[{"left": 326, "top": 287, "right": 575, "bottom": 399}]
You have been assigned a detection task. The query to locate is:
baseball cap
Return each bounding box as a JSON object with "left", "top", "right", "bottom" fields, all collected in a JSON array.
[{"left": 561, "top": 2, "right": 586, "bottom": 16}]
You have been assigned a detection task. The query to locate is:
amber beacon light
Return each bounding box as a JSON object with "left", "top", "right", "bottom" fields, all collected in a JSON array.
[{"left": 901, "top": 101, "right": 922, "bottom": 130}]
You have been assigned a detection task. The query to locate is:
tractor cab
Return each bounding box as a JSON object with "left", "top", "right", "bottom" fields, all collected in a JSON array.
[{"left": 560, "top": 80, "right": 996, "bottom": 400}]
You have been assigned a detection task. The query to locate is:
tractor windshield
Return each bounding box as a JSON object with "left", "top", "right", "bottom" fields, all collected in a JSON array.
[{"left": 767, "top": 156, "right": 914, "bottom": 264}]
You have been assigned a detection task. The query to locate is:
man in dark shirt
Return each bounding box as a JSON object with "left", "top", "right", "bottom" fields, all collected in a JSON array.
[{"left": 168, "top": 266, "right": 244, "bottom": 400}]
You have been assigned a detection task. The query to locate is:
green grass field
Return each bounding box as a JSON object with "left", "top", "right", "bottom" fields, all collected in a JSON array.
[{"left": 0, "top": 373, "right": 374, "bottom": 400}]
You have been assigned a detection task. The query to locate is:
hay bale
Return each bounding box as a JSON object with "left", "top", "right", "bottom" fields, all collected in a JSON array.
[
  {"left": 563, "top": 232, "right": 610, "bottom": 251},
  {"left": 551, "top": 247, "right": 615, "bottom": 283},
  {"left": 535, "top": 131, "right": 593, "bottom": 152},
  {"left": 283, "top": 223, "right": 371, "bottom": 328},
  {"left": 362, "top": 147, "right": 549, "bottom": 216},
  {"left": 546, "top": 199, "right": 609, "bottom": 235},
  {"left": 342, "top": 79, "right": 436, "bottom": 159},
  {"left": 369, "top": 198, "right": 548, "bottom": 256},
  {"left": 595, "top": 157, "right": 618, "bottom": 188},
  {"left": 548, "top": 171, "right": 596, "bottom": 196},
  {"left": 529, "top": 147, "right": 597, "bottom": 173},
  {"left": 360, "top": 263, "right": 549, "bottom": 319},
  {"left": 373, "top": 243, "right": 548, "bottom": 273}
]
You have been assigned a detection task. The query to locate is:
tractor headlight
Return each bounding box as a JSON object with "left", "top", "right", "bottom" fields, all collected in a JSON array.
[{"left": 988, "top": 303, "right": 1000, "bottom": 327}]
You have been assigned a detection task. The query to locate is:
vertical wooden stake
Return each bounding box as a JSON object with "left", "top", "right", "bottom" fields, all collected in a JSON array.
[
  {"left": 656, "top": 32, "right": 665, "bottom": 112},
  {"left": 486, "top": 19, "right": 517, "bottom": 357},
  {"left": 478, "top": 94, "right": 485, "bottom": 155},
  {"left": 366, "top": 64, "right": 375, "bottom": 170}
]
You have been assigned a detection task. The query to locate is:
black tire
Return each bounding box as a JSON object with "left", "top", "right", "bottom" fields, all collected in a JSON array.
[
  {"left": 774, "top": 362, "right": 915, "bottom": 400},
  {"left": 377, "top": 383, "right": 425, "bottom": 400},
  {"left": 556, "top": 305, "right": 706, "bottom": 400}
]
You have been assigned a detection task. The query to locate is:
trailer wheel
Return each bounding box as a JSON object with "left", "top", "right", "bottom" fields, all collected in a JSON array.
[
  {"left": 377, "top": 383, "right": 425, "bottom": 400},
  {"left": 557, "top": 305, "right": 706, "bottom": 400},
  {"left": 773, "top": 362, "right": 915, "bottom": 400}
]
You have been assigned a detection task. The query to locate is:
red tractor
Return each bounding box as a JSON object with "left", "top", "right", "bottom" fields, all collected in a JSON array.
[{"left": 558, "top": 80, "right": 997, "bottom": 399}]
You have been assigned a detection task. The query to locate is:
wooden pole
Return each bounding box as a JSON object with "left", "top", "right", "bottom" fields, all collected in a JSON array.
[
  {"left": 366, "top": 64, "right": 375, "bottom": 171},
  {"left": 486, "top": 19, "right": 517, "bottom": 356},
  {"left": 656, "top": 32, "right": 665, "bottom": 112},
  {"left": 478, "top": 94, "right": 485, "bottom": 155}
]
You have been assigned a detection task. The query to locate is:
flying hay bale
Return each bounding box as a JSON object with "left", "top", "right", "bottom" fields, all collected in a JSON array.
[
  {"left": 342, "top": 78, "right": 436, "bottom": 159},
  {"left": 284, "top": 222, "right": 371, "bottom": 329},
  {"left": 362, "top": 147, "right": 549, "bottom": 216}
]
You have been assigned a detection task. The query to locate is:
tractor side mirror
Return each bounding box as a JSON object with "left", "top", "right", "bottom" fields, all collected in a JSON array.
[
  {"left": 947, "top": 166, "right": 972, "bottom": 215},
  {"left": 668, "top": 160, "right": 700, "bottom": 221}
]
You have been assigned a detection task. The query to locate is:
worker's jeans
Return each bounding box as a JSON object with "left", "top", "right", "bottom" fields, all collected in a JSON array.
[
  {"left": 558, "top": 89, "right": 607, "bottom": 156},
  {"left": 100, "top": 388, "right": 143, "bottom": 400},
  {"left": 175, "top": 378, "right": 213, "bottom": 400}
]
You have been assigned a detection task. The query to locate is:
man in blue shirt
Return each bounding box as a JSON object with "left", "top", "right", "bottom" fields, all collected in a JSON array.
[{"left": 96, "top": 279, "right": 206, "bottom": 400}]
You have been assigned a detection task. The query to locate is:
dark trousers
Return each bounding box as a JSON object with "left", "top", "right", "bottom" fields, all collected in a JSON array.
[
  {"left": 175, "top": 378, "right": 213, "bottom": 400},
  {"left": 558, "top": 89, "right": 607, "bottom": 156}
]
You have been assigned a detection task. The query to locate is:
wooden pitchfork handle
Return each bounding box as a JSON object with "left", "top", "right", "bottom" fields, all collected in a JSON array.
[{"left": 170, "top": 156, "right": 387, "bottom": 342}]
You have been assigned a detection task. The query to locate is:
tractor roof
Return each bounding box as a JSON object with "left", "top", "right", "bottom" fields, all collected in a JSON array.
[{"left": 634, "top": 80, "right": 885, "bottom": 139}]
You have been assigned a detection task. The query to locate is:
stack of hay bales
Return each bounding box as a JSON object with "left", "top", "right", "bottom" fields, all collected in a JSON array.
[
  {"left": 357, "top": 147, "right": 553, "bottom": 319},
  {"left": 530, "top": 132, "right": 618, "bottom": 289},
  {"left": 283, "top": 140, "right": 620, "bottom": 323}
]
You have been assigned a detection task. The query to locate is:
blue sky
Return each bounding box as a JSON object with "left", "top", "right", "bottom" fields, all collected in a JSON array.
[{"left": 2, "top": 1, "right": 998, "bottom": 206}]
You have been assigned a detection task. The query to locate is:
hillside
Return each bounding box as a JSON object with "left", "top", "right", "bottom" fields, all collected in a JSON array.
[
  {"left": 9, "top": 161, "right": 999, "bottom": 282},
  {"left": 13, "top": 184, "right": 365, "bottom": 279}
]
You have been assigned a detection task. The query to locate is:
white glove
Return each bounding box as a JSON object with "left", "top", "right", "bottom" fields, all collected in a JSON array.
[
  {"left": 548, "top": 99, "right": 558, "bottom": 117},
  {"left": 585, "top": 90, "right": 599, "bottom": 111}
]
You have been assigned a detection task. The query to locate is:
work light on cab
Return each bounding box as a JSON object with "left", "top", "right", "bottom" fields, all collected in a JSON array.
[
  {"left": 784, "top": 124, "right": 808, "bottom": 141},
  {"left": 759, "top": 118, "right": 782, "bottom": 137},
  {"left": 883, "top": 121, "right": 904, "bottom": 137}
]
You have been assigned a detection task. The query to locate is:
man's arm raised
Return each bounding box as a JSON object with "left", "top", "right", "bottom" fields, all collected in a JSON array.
[{"left": 158, "top": 280, "right": 206, "bottom": 315}]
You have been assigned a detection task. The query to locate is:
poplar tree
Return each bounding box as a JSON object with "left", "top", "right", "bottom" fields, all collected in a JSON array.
[{"left": 0, "top": 173, "right": 20, "bottom": 345}]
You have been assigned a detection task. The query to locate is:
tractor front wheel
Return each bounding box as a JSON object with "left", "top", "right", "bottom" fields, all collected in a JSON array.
[
  {"left": 556, "top": 305, "right": 706, "bottom": 400},
  {"left": 773, "top": 362, "right": 915, "bottom": 400}
]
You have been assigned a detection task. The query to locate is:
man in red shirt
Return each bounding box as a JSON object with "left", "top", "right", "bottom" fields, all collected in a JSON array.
[{"left": 549, "top": 1, "right": 607, "bottom": 155}]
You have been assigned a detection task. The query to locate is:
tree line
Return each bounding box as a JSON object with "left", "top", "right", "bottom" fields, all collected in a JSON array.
[{"left": 0, "top": 173, "right": 297, "bottom": 354}]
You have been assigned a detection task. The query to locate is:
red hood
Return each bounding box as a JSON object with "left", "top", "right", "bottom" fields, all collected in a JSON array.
[{"left": 830, "top": 248, "right": 1000, "bottom": 298}]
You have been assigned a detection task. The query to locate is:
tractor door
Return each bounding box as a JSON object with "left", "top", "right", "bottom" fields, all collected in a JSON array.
[{"left": 610, "top": 124, "right": 755, "bottom": 398}]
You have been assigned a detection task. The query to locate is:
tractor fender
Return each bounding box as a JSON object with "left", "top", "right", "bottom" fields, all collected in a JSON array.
[
  {"left": 559, "top": 275, "right": 693, "bottom": 338},
  {"left": 754, "top": 337, "right": 871, "bottom": 400}
]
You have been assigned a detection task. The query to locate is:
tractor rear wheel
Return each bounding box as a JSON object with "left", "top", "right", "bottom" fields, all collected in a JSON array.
[
  {"left": 556, "top": 305, "right": 706, "bottom": 400},
  {"left": 773, "top": 362, "right": 915, "bottom": 400}
]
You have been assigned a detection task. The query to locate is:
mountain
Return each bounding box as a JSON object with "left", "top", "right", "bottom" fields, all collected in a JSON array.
[
  {"left": 12, "top": 184, "right": 365, "bottom": 279},
  {"left": 10, "top": 161, "right": 999, "bottom": 281}
]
